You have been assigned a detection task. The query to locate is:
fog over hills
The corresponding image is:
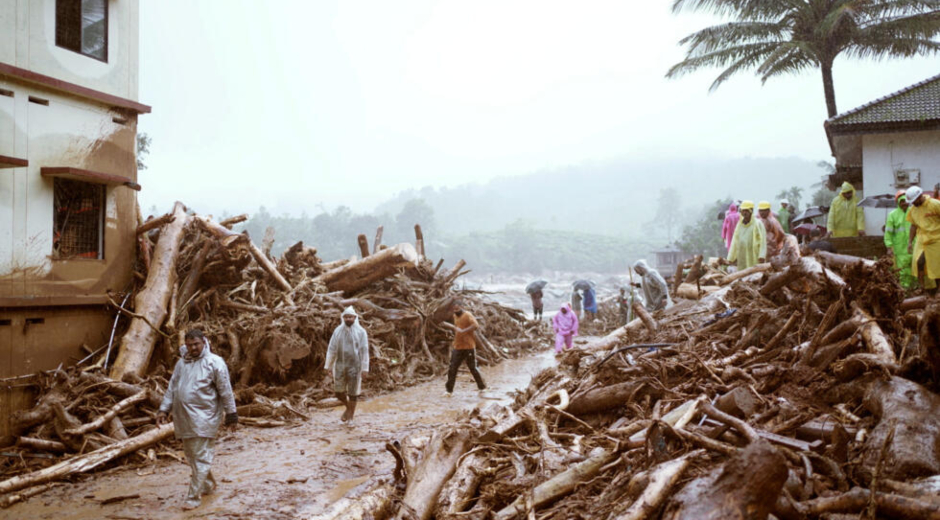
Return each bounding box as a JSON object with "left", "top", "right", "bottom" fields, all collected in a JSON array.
[{"left": 375, "top": 156, "right": 824, "bottom": 239}]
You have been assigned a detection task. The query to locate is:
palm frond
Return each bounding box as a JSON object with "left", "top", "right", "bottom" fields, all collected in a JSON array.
[
  {"left": 756, "top": 43, "right": 817, "bottom": 81},
  {"left": 678, "top": 21, "right": 789, "bottom": 55}
]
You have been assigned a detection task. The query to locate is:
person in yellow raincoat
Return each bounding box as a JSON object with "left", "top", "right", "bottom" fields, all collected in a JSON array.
[
  {"left": 906, "top": 186, "right": 940, "bottom": 293},
  {"left": 884, "top": 191, "right": 915, "bottom": 289},
  {"left": 722, "top": 200, "right": 766, "bottom": 270},
  {"left": 827, "top": 182, "right": 865, "bottom": 238}
]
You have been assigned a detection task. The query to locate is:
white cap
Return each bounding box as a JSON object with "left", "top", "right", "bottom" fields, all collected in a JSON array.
[
  {"left": 780, "top": 199, "right": 789, "bottom": 206},
  {"left": 906, "top": 186, "right": 924, "bottom": 203}
]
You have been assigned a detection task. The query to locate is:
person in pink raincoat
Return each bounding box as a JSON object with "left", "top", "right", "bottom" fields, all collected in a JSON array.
[
  {"left": 722, "top": 202, "right": 740, "bottom": 252},
  {"left": 552, "top": 303, "right": 579, "bottom": 354}
]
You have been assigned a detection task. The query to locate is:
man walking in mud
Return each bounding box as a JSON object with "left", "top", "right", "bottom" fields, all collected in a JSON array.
[
  {"left": 325, "top": 306, "right": 370, "bottom": 422},
  {"left": 445, "top": 300, "right": 487, "bottom": 396},
  {"left": 158, "top": 329, "right": 237, "bottom": 511}
]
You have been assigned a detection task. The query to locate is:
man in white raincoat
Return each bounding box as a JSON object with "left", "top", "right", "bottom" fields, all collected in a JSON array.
[
  {"left": 157, "top": 329, "right": 237, "bottom": 510},
  {"left": 325, "top": 306, "right": 370, "bottom": 422},
  {"left": 632, "top": 260, "right": 671, "bottom": 311}
]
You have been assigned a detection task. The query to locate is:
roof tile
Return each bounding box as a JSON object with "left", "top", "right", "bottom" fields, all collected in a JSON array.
[{"left": 827, "top": 72, "right": 940, "bottom": 127}]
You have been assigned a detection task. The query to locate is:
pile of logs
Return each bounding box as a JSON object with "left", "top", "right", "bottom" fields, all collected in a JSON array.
[
  {"left": 328, "top": 252, "right": 940, "bottom": 520},
  {"left": 0, "top": 201, "right": 547, "bottom": 507}
]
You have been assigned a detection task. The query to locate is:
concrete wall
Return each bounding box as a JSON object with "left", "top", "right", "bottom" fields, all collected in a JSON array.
[
  {"left": 0, "top": 0, "right": 140, "bottom": 101},
  {"left": 861, "top": 130, "right": 940, "bottom": 236}
]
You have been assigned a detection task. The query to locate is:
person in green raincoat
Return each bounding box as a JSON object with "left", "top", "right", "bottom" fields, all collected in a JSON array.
[
  {"left": 884, "top": 192, "right": 915, "bottom": 289},
  {"left": 721, "top": 200, "right": 767, "bottom": 270},
  {"left": 827, "top": 182, "right": 866, "bottom": 238},
  {"left": 777, "top": 200, "right": 791, "bottom": 233}
]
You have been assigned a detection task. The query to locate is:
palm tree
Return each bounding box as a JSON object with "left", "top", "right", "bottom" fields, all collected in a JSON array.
[{"left": 667, "top": 0, "right": 940, "bottom": 118}]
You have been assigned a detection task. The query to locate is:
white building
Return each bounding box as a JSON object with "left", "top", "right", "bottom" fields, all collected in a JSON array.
[
  {"left": 0, "top": 0, "right": 148, "bottom": 444},
  {"left": 826, "top": 73, "right": 940, "bottom": 236}
]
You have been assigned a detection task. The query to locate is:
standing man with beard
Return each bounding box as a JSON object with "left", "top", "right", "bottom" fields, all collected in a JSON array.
[
  {"left": 445, "top": 301, "right": 487, "bottom": 396},
  {"left": 325, "top": 307, "right": 370, "bottom": 422}
]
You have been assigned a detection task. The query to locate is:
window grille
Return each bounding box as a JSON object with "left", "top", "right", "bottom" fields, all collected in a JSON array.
[{"left": 53, "top": 178, "right": 105, "bottom": 260}]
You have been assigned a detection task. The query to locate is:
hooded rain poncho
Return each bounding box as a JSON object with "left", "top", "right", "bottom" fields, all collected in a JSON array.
[
  {"left": 325, "top": 307, "right": 370, "bottom": 396},
  {"left": 160, "top": 341, "right": 237, "bottom": 440},
  {"left": 552, "top": 303, "right": 579, "bottom": 353},
  {"left": 827, "top": 182, "right": 865, "bottom": 238},
  {"left": 727, "top": 216, "right": 767, "bottom": 269},
  {"left": 777, "top": 205, "right": 791, "bottom": 233},
  {"left": 634, "top": 260, "right": 670, "bottom": 311},
  {"left": 885, "top": 196, "right": 914, "bottom": 288},
  {"left": 907, "top": 195, "right": 940, "bottom": 281},
  {"left": 721, "top": 203, "right": 740, "bottom": 251}
]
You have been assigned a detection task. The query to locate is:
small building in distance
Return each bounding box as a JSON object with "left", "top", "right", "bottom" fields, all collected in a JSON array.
[
  {"left": 0, "top": 0, "right": 150, "bottom": 444},
  {"left": 825, "top": 73, "right": 940, "bottom": 237},
  {"left": 652, "top": 244, "right": 691, "bottom": 281}
]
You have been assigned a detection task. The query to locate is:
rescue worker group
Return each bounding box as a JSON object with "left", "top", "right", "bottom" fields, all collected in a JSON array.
[{"left": 154, "top": 184, "right": 940, "bottom": 511}]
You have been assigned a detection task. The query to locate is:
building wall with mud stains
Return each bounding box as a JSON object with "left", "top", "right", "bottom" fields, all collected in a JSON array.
[
  {"left": 862, "top": 130, "right": 940, "bottom": 236},
  {"left": 0, "top": 0, "right": 144, "bottom": 445}
]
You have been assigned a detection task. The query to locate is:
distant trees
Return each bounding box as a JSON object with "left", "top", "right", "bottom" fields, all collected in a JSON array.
[
  {"left": 677, "top": 199, "right": 729, "bottom": 259},
  {"left": 776, "top": 186, "right": 804, "bottom": 213},
  {"left": 668, "top": 0, "right": 940, "bottom": 117},
  {"left": 651, "top": 187, "right": 683, "bottom": 243},
  {"left": 136, "top": 133, "right": 151, "bottom": 171}
]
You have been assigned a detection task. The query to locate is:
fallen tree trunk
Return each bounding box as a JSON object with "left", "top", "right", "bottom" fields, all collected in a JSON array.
[
  {"left": 852, "top": 303, "right": 897, "bottom": 368},
  {"left": 492, "top": 448, "right": 618, "bottom": 520},
  {"left": 815, "top": 250, "right": 876, "bottom": 269},
  {"left": 569, "top": 381, "right": 655, "bottom": 417},
  {"left": 612, "top": 450, "right": 702, "bottom": 520},
  {"left": 662, "top": 440, "right": 787, "bottom": 520},
  {"left": 316, "top": 243, "right": 419, "bottom": 295},
  {"left": 796, "top": 486, "right": 940, "bottom": 519},
  {"left": 393, "top": 427, "right": 472, "bottom": 520},
  {"left": 63, "top": 391, "right": 146, "bottom": 436},
  {"left": 720, "top": 263, "right": 771, "bottom": 285},
  {"left": 632, "top": 301, "right": 658, "bottom": 334},
  {"left": 858, "top": 376, "right": 940, "bottom": 481},
  {"left": 583, "top": 318, "right": 647, "bottom": 352},
  {"left": 135, "top": 213, "right": 174, "bottom": 236},
  {"left": 110, "top": 202, "right": 188, "bottom": 380},
  {"left": 307, "top": 482, "right": 393, "bottom": 520},
  {"left": 0, "top": 424, "right": 174, "bottom": 495},
  {"left": 436, "top": 451, "right": 487, "bottom": 518}
]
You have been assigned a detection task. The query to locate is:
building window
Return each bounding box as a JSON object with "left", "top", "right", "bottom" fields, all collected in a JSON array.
[
  {"left": 53, "top": 178, "right": 105, "bottom": 260},
  {"left": 55, "top": 0, "right": 108, "bottom": 62}
]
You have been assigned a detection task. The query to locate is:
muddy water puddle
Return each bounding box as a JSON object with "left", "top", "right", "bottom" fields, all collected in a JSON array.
[{"left": 1, "top": 350, "right": 557, "bottom": 520}]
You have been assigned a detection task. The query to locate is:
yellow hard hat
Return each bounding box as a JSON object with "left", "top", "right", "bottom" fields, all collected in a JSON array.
[
  {"left": 757, "top": 201, "right": 771, "bottom": 210},
  {"left": 739, "top": 200, "right": 755, "bottom": 210}
]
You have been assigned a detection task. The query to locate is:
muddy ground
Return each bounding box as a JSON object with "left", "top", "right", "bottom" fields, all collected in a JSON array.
[{"left": 1, "top": 346, "right": 573, "bottom": 520}]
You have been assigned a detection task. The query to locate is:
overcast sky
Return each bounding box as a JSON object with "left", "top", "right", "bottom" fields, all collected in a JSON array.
[{"left": 137, "top": 0, "right": 939, "bottom": 216}]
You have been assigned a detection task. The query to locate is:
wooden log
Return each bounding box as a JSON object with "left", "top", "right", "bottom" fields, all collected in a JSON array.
[
  {"left": 815, "top": 250, "right": 876, "bottom": 269},
  {"left": 16, "top": 437, "right": 66, "bottom": 453},
  {"left": 320, "top": 257, "right": 352, "bottom": 271},
  {"left": 441, "top": 259, "right": 467, "bottom": 287},
  {"left": 903, "top": 296, "right": 929, "bottom": 311},
  {"left": 492, "top": 448, "right": 617, "bottom": 520},
  {"left": 676, "top": 283, "right": 720, "bottom": 300},
  {"left": 796, "top": 486, "right": 940, "bottom": 519},
  {"left": 852, "top": 303, "right": 897, "bottom": 368},
  {"left": 720, "top": 263, "right": 771, "bottom": 285},
  {"left": 0, "top": 482, "right": 57, "bottom": 509},
  {"left": 110, "top": 202, "right": 188, "bottom": 380},
  {"left": 226, "top": 329, "right": 242, "bottom": 366},
  {"left": 583, "top": 318, "right": 647, "bottom": 352},
  {"left": 106, "top": 416, "right": 129, "bottom": 441},
  {"left": 0, "top": 424, "right": 174, "bottom": 495},
  {"left": 357, "top": 234, "right": 370, "bottom": 258},
  {"left": 64, "top": 391, "right": 147, "bottom": 436},
  {"left": 76, "top": 373, "right": 161, "bottom": 408},
  {"left": 662, "top": 440, "right": 787, "bottom": 520},
  {"left": 436, "top": 451, "right": 486, "bottom": 517},
  {"left": 612, "top": 450, "right": 702, "bottom": 520},
  {"left": 414, "top": 224, "right": 425, "bottom": 257},
  {"left": 135, "top": 213, "right": 174, "bottom": 236},
  {"left": 372, "top": 225, "right": 384, "bottom": 254},
  {"left": 716, "top": 387, "right": 759, "bottom": 419},
  {"left": 219, "top": 213, "right": 248, "bottom": 228},
  {"left": 176, "top": 241, "right": 213, "bottom": 316},
  {"left": 316, "top": 243, "right": 419, "bottom": 295},
  {"left": 393, "top": 427, "right": 472, "bottom": 520},
  {"left": 632, "top": 301, "right": 658, "bottom": 334},
  {"left": 478, "top": 376, "right": 570, "bottom": 443},
  {"left": 308, "top": 481, "right": 393, "bottom": 520},
  {"left": 569, "top": 381, "right": 652, "bottom": 417},
  {"left": 859, "top": 376, "right": 940, "bottom": 481}
]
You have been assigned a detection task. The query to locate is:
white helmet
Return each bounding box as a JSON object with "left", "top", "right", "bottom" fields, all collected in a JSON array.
[{"left": 906, "top": 186, "right": 924, "bottom": 203}]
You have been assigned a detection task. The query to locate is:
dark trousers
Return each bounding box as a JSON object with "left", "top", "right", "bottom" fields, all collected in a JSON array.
[{"left": 445, "top": 349, "right": 486, "bottom": 393}]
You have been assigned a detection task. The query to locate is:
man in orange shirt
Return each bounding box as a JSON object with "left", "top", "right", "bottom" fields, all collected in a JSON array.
[{"left": 445, "top": 301, "right": 487, "bottom": 396}]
